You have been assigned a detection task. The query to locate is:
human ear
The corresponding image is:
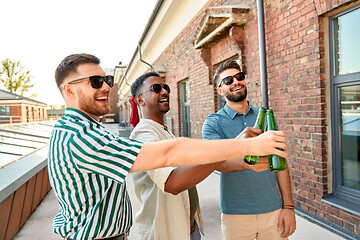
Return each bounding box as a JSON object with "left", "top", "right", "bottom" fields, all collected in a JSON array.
[
  {"left": 62, "top": 84, "right": 75, "bottom": 98},
  {"left": 216, "top": 87, "right": 224, "bottom": 96},
  {"left": 135, "top": 95, "right": 145, "bottom": 106}
]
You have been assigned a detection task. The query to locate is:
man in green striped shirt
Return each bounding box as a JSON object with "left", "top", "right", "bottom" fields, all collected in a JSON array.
[{"left": 49, "top": 53, "right": 289, "bottom": 240}]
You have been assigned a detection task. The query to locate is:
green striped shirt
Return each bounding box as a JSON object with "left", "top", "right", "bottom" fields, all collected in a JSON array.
[{"left": 48, "top": 108, "right": 142, "bottom": 239}]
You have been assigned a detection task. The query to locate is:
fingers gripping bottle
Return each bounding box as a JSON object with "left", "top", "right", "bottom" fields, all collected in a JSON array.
[
  {"left": 244, "top": 107, "right": 266, "bottom": 165},
  {"left": 266, "top": 109, "right": 287, "bottom": 172}
]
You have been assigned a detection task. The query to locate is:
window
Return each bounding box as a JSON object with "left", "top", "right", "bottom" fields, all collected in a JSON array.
[
  {"left": 0, "top": 106, "right": 10, "bottom": 122},
  {"left": 26, "top": 106, "right": 29, "bottom": 122},
  {"left": 179, "top": 80, "right": 191, "bottom": 137},
  {"left": 0, "top": 106, "right": 10, "bottom": 116},
  {"left": 328, "top": 5, "right": 360, "bottom": 210},
  {"left": 31, "top": 107, "right": 34, "bottom": 120},
  {"left": 218, "top": 92, "right": 226, "bottom": 110}
]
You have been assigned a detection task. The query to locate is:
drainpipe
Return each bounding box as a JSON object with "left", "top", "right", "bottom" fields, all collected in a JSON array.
[
  {"left": 257, "top": 0, "right": 268, "bottom": 109},
  {"left": 137, "top": 43, "right": 154, "bottom": 72},
  {"left": 118, "top": 0, "right": 164, "bottom": 92}
]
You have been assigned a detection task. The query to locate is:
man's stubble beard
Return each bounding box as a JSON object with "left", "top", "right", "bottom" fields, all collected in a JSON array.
[
  {"left": 78, "top": 89, "right": 111, "bottom": 117},
  {"left": 224, "top": 86, "right": 248, "bottom": 103}
]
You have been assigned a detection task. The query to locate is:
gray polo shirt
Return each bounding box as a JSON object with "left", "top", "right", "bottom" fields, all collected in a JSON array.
[{"left": 202, "top": 102, "right": 282, "bottom": 214}]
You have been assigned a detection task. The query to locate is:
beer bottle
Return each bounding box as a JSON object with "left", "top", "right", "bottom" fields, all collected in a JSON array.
[
  {"left": 266, "top": 109, "right": 287, "bottom": 171},
  {"left": 244, "top": 107, "right": 266, "bottom": 165}
]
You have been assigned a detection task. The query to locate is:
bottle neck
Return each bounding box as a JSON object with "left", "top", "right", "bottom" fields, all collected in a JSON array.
[{"left": 266, "top": 111, "right": 277, "bottom": 130}]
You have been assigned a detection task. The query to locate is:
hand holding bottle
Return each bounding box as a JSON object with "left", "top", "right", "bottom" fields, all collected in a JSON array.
[
  {"left": 235, "top": 126, "right": 288, "bottom": 166},
  {"left": 244, "top": 107, "right": 267, "bottom": 164},
  {"left": 246, "top": 130, "right": 289, "bottom": 159},
  {"left": 266, "top": 109, "right": 287, "bottom": 171},
  {"left": 235, "top": 127, "right": 263, "bottom": 139}
]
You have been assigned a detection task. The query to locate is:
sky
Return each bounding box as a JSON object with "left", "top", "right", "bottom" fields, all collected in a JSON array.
[{"left": 0, "top": 0, "right": 158, "bottom": 106}]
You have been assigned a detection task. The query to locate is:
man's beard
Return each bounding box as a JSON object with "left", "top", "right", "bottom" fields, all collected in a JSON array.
[
  {"left": 224, "top": 87, "right": 247, "bottom": 102},
  {"left": 78, "top": 89, "right": 111, "bottom": 117},
  {"left": 80, "top": 100, "right": 110, "bottom": 117}
]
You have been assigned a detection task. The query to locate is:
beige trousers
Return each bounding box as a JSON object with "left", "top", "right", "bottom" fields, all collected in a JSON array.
[{"left": 221, "top": 209, "right": 287, "bottom": 240}]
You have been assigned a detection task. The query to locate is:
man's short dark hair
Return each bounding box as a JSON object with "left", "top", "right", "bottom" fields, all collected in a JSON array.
[
  {"left": 131, "top": 72, "right": 160, "bottom": 99},
  {"left": 55, "top": 53, "right": 100, "bottom": 91},
  {"left": 213, "top": 60, "right": 242, "bottom": 87}
]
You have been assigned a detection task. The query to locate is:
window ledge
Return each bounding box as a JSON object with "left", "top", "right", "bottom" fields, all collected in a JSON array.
[{"left": 322, "top": 193, "right": 360, "bottom": 216}]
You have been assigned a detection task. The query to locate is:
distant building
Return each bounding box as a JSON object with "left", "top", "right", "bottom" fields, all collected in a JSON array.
[
  {"left": 0, "top": 89, "right": 48, "bottom": 123},
  {"left": 47, "top": 107, "right": 65, "bottom": 120},
  {"left": 101, "top": 68, "right": 119, "bottom": 123},
  {"left": 113, "top": 64, "right": 130, "bottom": 126}
]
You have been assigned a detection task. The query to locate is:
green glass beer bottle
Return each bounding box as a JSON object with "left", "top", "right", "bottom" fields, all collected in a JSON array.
[
  {"left": 266, "top": 109, "right": 287, "bottom": 171},
  {"left": 244, "top": 107, "right": 266, "bottom": 165}
]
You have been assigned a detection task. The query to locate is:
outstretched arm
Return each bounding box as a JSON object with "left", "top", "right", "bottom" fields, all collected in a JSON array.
[
  {"left": 130, "top": 130, "right": 288, "bottom": 172},
  {"left": 164, "top": 127, "right": 272, "bottom": 194},
  {"left": 216, "top": 156, "right": 269, "bottom": 172},
  {"left": 164, "top": 162, "right": 221, "bottom": 195},
  {"left": 216, "top": 127, "right": 269, "bottom": 172}
]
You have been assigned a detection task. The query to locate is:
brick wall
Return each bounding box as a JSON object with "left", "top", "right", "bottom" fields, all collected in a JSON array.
[
  {"left": 148, "top": 0, "right": 359, "bottom": 235},
  {"left": 154, "top": 4, "right": 214, "bottom": 138}
]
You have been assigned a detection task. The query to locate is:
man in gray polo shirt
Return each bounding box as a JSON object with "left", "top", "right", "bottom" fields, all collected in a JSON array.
[{"left": 202, "top": 60, "right": 296, "bottom": 239}]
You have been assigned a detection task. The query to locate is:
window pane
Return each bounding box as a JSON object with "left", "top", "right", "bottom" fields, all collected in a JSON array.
[
  {"left": 340, "top": 85, "right": 360, "bottom": 190},
  {"left": 218, "top": 95, "right": 226, "bottom": 109},
  {"left": 0, "top": 106, "right": 10, "bottom": 116},
  {"left": 180, "top": 81, "right": 191, "bottom": 137},
  {"left": 334, "top": 8, "right": 360, "bottom": 75}
]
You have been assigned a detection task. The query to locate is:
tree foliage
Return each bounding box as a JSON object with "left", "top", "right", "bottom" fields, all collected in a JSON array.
[{"left": 0, "top": 58, "right": 34, "bottom": 96}]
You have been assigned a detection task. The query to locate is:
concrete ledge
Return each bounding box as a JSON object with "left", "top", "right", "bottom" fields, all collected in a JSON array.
[
  {"left": 0, "top": 146, "right": 49, "bottom": 203},
  {"left": 0, "top": 146, "right": 51, "bottom": 240}
]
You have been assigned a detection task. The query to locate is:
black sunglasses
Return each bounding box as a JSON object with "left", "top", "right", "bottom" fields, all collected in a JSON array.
[
  {"left": 67, "top": 75, "right": 114, "bottom": 89},
  {"left": 138, "top": 83, "right": 170, "bottom": 95},
  {"left": 218, "top": 72, "right": 245, "bottom": 87}
]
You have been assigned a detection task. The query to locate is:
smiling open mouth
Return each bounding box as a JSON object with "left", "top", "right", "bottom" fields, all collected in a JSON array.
[
  {"left": 96, "top": 96, "right": 108, "bottom": 102},
  {"left": 231, "top": 85, "right": 244, "bottom": 92},
  {"left": 159, "top": 97, "right": 169, "bottom": 103}
]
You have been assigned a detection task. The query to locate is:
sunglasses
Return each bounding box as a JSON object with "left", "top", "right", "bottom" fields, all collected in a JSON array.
[
  {"left": 67, "top": 75, "right": 114, "bottom": 89},
  {"left": 218, "top": 72, "right": 245, "bottom": 87},
  {"left": 138, "top": 83, "right": 171, "bottom": 95}
]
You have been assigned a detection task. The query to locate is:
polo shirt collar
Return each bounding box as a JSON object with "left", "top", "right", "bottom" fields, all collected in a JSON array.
[
  {"left": 65, "top": 108, "right": 98, "bottom": 123},
  {"left": 223, "top": 101, "right": 256, "bottom": 119}
]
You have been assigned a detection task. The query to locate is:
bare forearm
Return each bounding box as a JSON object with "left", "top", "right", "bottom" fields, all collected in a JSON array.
[
  {"left": 132, "top": 138, "right": 250, "bottom": 172},
  {"left": 217, "top": 156, "right": 270, "bottom": 173},
  {"left": 277, "top": 169, "right": 296, "bottom": 238},
  {"left": 276, "top": 168, "right": 294, "bottom": 205},
  {"left": 131, "top": 131, "right": 288, "bottom": 172},
  {"left": 216, "top": 158, "right": 248, "bottom": 172},
  {"left": 165, "top": 162, "right": 222, "bottom": 195}
]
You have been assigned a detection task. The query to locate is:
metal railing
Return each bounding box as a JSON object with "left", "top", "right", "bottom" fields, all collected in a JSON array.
[{"left": 0, "top": 115, "right": 62, "bottom": 124}]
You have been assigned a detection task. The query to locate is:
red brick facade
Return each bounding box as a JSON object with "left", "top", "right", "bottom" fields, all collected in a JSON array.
[
  {"left": 0, "top": 102, "right": 47, "bottom": 123},
  {"left": 142, "top": 0, "right": 360, "bottom": 236}
]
